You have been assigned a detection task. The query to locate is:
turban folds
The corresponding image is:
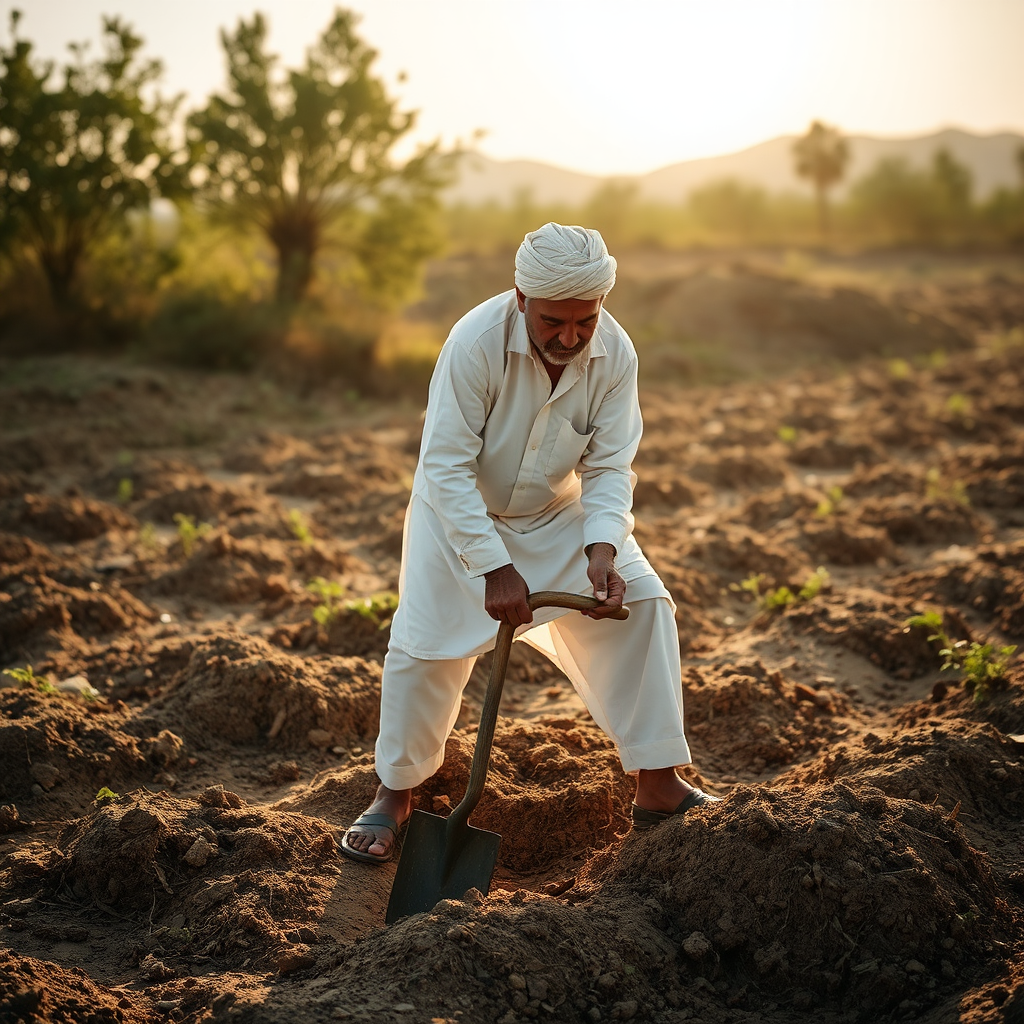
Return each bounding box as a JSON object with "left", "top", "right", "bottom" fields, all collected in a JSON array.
[{"left": 514, "top": 222, "right": 617, "bottom": 301}]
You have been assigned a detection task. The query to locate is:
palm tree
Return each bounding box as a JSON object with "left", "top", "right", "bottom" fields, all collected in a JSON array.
[{"left": 792, "top": 121, "right": 849, "bottom": 242}]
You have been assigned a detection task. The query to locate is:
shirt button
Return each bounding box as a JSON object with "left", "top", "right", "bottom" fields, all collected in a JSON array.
[
  {"left": 531, "top": 444, "right": 537, "bottom": 450},
  {"left": 518, "top": 484, "right": 526, "bottom": 490}
]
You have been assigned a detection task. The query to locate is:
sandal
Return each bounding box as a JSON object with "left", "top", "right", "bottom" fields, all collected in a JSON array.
[
  {"left": 631, "top": 787, "right": 722, "bottom": 831},
  {"left": 340, "top": 812, "right": 401, "bottom": 864}
]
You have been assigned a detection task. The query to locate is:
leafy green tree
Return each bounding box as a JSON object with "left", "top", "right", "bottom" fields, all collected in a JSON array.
[
  {"left": 0, "top": 10, "right": 180, "bottom": 307},
  {"left": 792, "top": 120, "right": 849, "bottom": 242},
  {"left": 186, "top": 9, "right": 454, "bottom": 305},
  {"left": 849, "top": 157, "right": 939, "bottom": 243},
  {"left": 932, "top": 148, "right": 973, "bottom": 235}
]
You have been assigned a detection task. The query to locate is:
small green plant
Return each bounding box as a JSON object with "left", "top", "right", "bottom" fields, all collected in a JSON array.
[
  {"left": 307, "top": 577, "right": 345, "bottom": 627},
  {"left": 288, "top": 508, "right": 314, "bottom": 548},
  {"left": 116, "top": 477, "right": 134, "bottom": 504},
  {"left": 777, "top": 425, "right": 798, "bottom": 444},
  {"left": 3, "top": 665, "right": 56, "bottom": 694},
  {"left": 925, "top": 467, "right": 970, "bottom": 506},
  {"left": 731, "top": 568, "right": 829, "bottom": 613},
  {"left": 905, "top": 611, "right": 1017, "bottom": 703},
  {"left": 137, "top": 522, "right": 161, "bottom": 553},
  {"left": 888, "top": 358, "right": 912, "bottom": 380},
  {"left": 345, "top": 592, "right": 400, "bottom": 630},
  {"left": 798, "top": 566, "right": 831, "bottom": 602},
  {"left": 94, "top": 786, "right": 120, "bottom": 804},
  {"left": 815, "top": 485, "right": 844, "bottom": 518},
  {"left": 945, "top": 392, "right": 972, "bottom": 418},
  {"left": 173, "top": 513, "right": 212, "bottom": 557}
]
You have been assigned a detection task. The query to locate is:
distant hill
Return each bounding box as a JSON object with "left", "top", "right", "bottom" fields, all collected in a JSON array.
[{"left": 448, "top": 129, "right": 1024, "bottom": 207}]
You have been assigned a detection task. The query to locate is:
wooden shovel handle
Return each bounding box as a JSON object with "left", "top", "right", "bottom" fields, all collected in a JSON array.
[{"left": 446, "top": 592, "right": 630, "bottom": 838}]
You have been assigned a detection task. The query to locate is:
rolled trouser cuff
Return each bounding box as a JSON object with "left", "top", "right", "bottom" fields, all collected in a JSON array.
[
  {"left": 617, "top": 735, "right": 692, "bottom": 775},
  {"left": 374, "top": 740, "right": 448, "bottom": 791}
]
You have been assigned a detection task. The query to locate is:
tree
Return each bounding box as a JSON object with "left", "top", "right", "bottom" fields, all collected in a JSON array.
[
  {"left": 0, "top": 11, "right": 180, "bottom": 307},
  {"left": 186, "top": 9, "right": 454, "bottom": 306},
  {"left": 687, "top": 178, "right": 769, "bottom": 242},
  {"left": 792, "top": 120, "right": 849, "bottom": 242}
]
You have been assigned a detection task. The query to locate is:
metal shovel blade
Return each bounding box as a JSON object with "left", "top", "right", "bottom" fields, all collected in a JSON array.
[{"left": 385, "top": 808, "right": 500, "bottom": 923}]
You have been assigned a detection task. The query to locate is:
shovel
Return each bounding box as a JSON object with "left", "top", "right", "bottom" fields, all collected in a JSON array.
[{"left": 385, "top": 590, "right": 629, "bottom": 924}]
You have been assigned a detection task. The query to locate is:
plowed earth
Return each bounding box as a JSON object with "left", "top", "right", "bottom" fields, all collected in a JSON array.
[{"left": 2, "top": 259, "right": 1023, "bottom": 1024}]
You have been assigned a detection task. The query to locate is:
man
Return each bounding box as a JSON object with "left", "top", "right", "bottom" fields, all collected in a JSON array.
[{"left": 341, "top": 223, "right": 717, "bottom": 864}]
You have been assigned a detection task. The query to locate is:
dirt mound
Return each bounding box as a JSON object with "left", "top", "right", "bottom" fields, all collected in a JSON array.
[
  {"left": 0, "top": 951, "right": 151, "bottom": 1024},
  {"left": 222, "top": 431, "right": 321, "bottom": 474},
  {"left": 148, "top": 635, "right": 381, "bottom": 751},
  {"left": 787, "top": 433, "right": 885, "bottom": 470},
  {"left": 682, "top": 659, "right": 852, "bottom": 773},
  {"left": 858, "top": 495, "right": 987, "bottom": 547},
  {"left": 687, "top": 522, "right": 812, "bottom": 590},
  {"left": 0, "top": 569, "right": 153, "bottom": 663},
  {"left": 785, "top": 587, "right": 966, "bottom": 679},
  {"left": 787, "top": 719, "right": 1024, "bottom": 830},
  {"left": 0, "top": 688, "right": 159, "bottom": 816},
  {"left": 136, "top": 479, "right": 264, "bottom": 526},
  {"left": 37, "top": 790, "right": 336, "bottom": 968},
  {"left": 323, "top": 777, "right": 1003, "bottom": 1022},
  {"left": 0, "top": 494, "right": 136, "bottom": 543},
  {"left": 590, "top": 780, "right": 1005, "bottom": 1016},
  {"left": 793, "top": 517, "right": 899, "bottom": 566},
  {"left": 890, "top": 543, "right": 1024, "bottom": 639}
]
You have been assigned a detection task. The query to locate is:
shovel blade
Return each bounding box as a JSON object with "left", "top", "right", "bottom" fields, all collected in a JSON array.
[{"left": 385, "top": 809, "right": 501, "bottom": 924}]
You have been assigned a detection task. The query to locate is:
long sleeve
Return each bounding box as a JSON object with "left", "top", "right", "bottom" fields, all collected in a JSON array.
[
  {"left": 416, "top": 337, "right": 512, "bottom": 578},
  {"left": 578, "top": 354, "right": 641, "bottom": 555}
]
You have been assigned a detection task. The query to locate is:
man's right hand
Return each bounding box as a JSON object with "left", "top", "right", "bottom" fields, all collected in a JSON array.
[{"left": 483, "top": 563, "right": 532, "bottom": 627}]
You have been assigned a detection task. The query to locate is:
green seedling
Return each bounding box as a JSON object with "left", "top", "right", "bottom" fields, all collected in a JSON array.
[
  {"left": 777, "top": 425, "right": 798, "bottom": 444},
  {"left": 905, "top": 611, "right": 1017, "bottom": 703},
  {"left": 815, "top": 485, "right": 845, "bottom": 518},
  {"left": 117, "top": 477, "right": 134, "bottom": 504},
  {"left": 888, "top": 358, "right": 912, "bottom": 380},
  {"left": 94, "top": 786, "right": 120, "bottom": 804},
  {"left": 798, "top": 566, "right": 831, "bottom": 602},
  {"left": 137, "top": 522, "right": 161, "bottom": 553},
  {"left": 3, "top": 665, "right": 56, "bottom": 694},
  {"left": 307, "top": 577, "right": 345, "bottom": 627},
  {"left": 945, "top": 393, "right": 972, "bottom": 418},
  {"left": 288, "top": 509, "right": 314, "bottom": 548},
  {"left": 925, "top": 468, "right": 970, "bottom": 507},
  {"left": 732, "top": 568, "right": 830, "bottom": 613},
  {"left": 345, "top": 592, "right": 400, "bottom": 630},
  {"left": 173, "top": 513, "right": 212, "bottom": 557}
]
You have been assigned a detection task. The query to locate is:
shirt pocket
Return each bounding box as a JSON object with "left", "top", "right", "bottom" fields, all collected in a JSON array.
[{"left": 545, "top": 415, "right": 595, "bottom": 488}]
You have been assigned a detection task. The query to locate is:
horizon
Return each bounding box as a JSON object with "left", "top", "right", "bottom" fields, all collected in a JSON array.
[{"left": 9, "top": 0, "right": 1024, "bottom": 178}]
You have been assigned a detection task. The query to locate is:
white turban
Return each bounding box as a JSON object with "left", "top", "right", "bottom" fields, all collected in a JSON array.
[{"left": 514, "top": 222, "right": 617, "bottom": 301}]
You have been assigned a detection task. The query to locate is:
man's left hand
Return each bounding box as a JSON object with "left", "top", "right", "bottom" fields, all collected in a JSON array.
[{"left": 584, "top": 542, "right": 625, "bottom": 618}]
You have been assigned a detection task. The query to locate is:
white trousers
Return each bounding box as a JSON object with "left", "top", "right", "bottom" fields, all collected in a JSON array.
[{"left": 374, "top": 597, "right": 691, "bottom": 790}]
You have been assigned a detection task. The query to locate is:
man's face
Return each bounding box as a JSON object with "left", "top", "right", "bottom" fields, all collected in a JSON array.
[{"left": 516, "top": 288, "right": 603, "bottom": 367}]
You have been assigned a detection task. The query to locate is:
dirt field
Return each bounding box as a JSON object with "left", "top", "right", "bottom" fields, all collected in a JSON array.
[{"left": 2, "top": 254, "right": 1023, "bottom": 1024}]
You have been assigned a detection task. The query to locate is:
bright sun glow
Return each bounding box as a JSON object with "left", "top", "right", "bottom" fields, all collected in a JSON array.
[{"left": 11, "top": 0, "right": 1024, "bottom": 176}]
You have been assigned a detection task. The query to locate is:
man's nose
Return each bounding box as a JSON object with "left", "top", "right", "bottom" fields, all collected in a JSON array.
[{"left": 559, "top": 323, "right": 578, "bottom": 348}]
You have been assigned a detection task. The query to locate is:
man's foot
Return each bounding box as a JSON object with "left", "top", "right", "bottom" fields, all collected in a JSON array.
[
  {"left": 631, "top": 767, "right": 720, "bottom": 831},
  {"left": 340, "top": 784, "right": 412, "bottom": 864}
]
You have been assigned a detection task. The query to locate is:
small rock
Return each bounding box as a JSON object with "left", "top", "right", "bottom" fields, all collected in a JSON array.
[
  {"left": 526, "top": 978, "right": 548, "bottom": 1001},
  {"left": 184, "top": 838, "right": 217, "bottom": 868},
  {"left": 198, "top": 785, "right": 243, "bottom": 809},
  {"left": 392, "top": 1004, "right": 415, "bottom": 1013},
  {"left": 941, "top": 960, "right": 955, "bottom": 979},
  {"left": 992, "top": 767, "right": 1008, "bottom": 781},
  {"left": 277, "top": 944, "right": 316, "bottom": 974},
  {"left": 931, "top": 681, "right": 948, "bottom": 702},
  {"left": 508, "top": 974, "right": 526, "bottom": 990},
  {"left": 794, "top": 683, "right": 818, "bottom": 704},
  {"left": 587, "top": 1008, "right": 602, "bottom": 1022},
  {"left": 29, "top": 763, "right": 61, "bottom": 791},
  {"left": 154, "top": 1000, "right": 181, "bottom": 1013},
  {"left": 906, "top": 960, "right": 927, "bottom": 974},
  {"left": 682, "top": 931, "right": 712, "bottom": 958},
  {"left": 0, "top": 804, "right": 25, "bottom": 834},
  {"left": 307, "top": 728, "right": 333, "bottom": 749},
  {"left": 148, "top": 730, "right": 184, "bottom": 767},
  {"left": 612, "top": 1000, "right": 637, "bottom": 1020}
]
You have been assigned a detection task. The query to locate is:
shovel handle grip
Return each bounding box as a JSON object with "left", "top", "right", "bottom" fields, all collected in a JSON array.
[{"left": 446, "top": 592, "right": 629, "bottom": 839}]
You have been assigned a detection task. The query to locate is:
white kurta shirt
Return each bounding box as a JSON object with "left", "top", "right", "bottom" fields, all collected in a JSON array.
[{"left": 389, "top": 290, "right": 669, "bottom": 660}]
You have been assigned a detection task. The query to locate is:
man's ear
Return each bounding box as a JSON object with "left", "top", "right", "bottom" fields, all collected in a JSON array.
[{"left": 515, "top": 287, "right": 527, "bottom": 313}]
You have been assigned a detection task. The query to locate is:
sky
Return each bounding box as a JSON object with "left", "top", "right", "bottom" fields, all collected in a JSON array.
[{"left": 8, "top": 0, "right": 1024, "bottom": 177}]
